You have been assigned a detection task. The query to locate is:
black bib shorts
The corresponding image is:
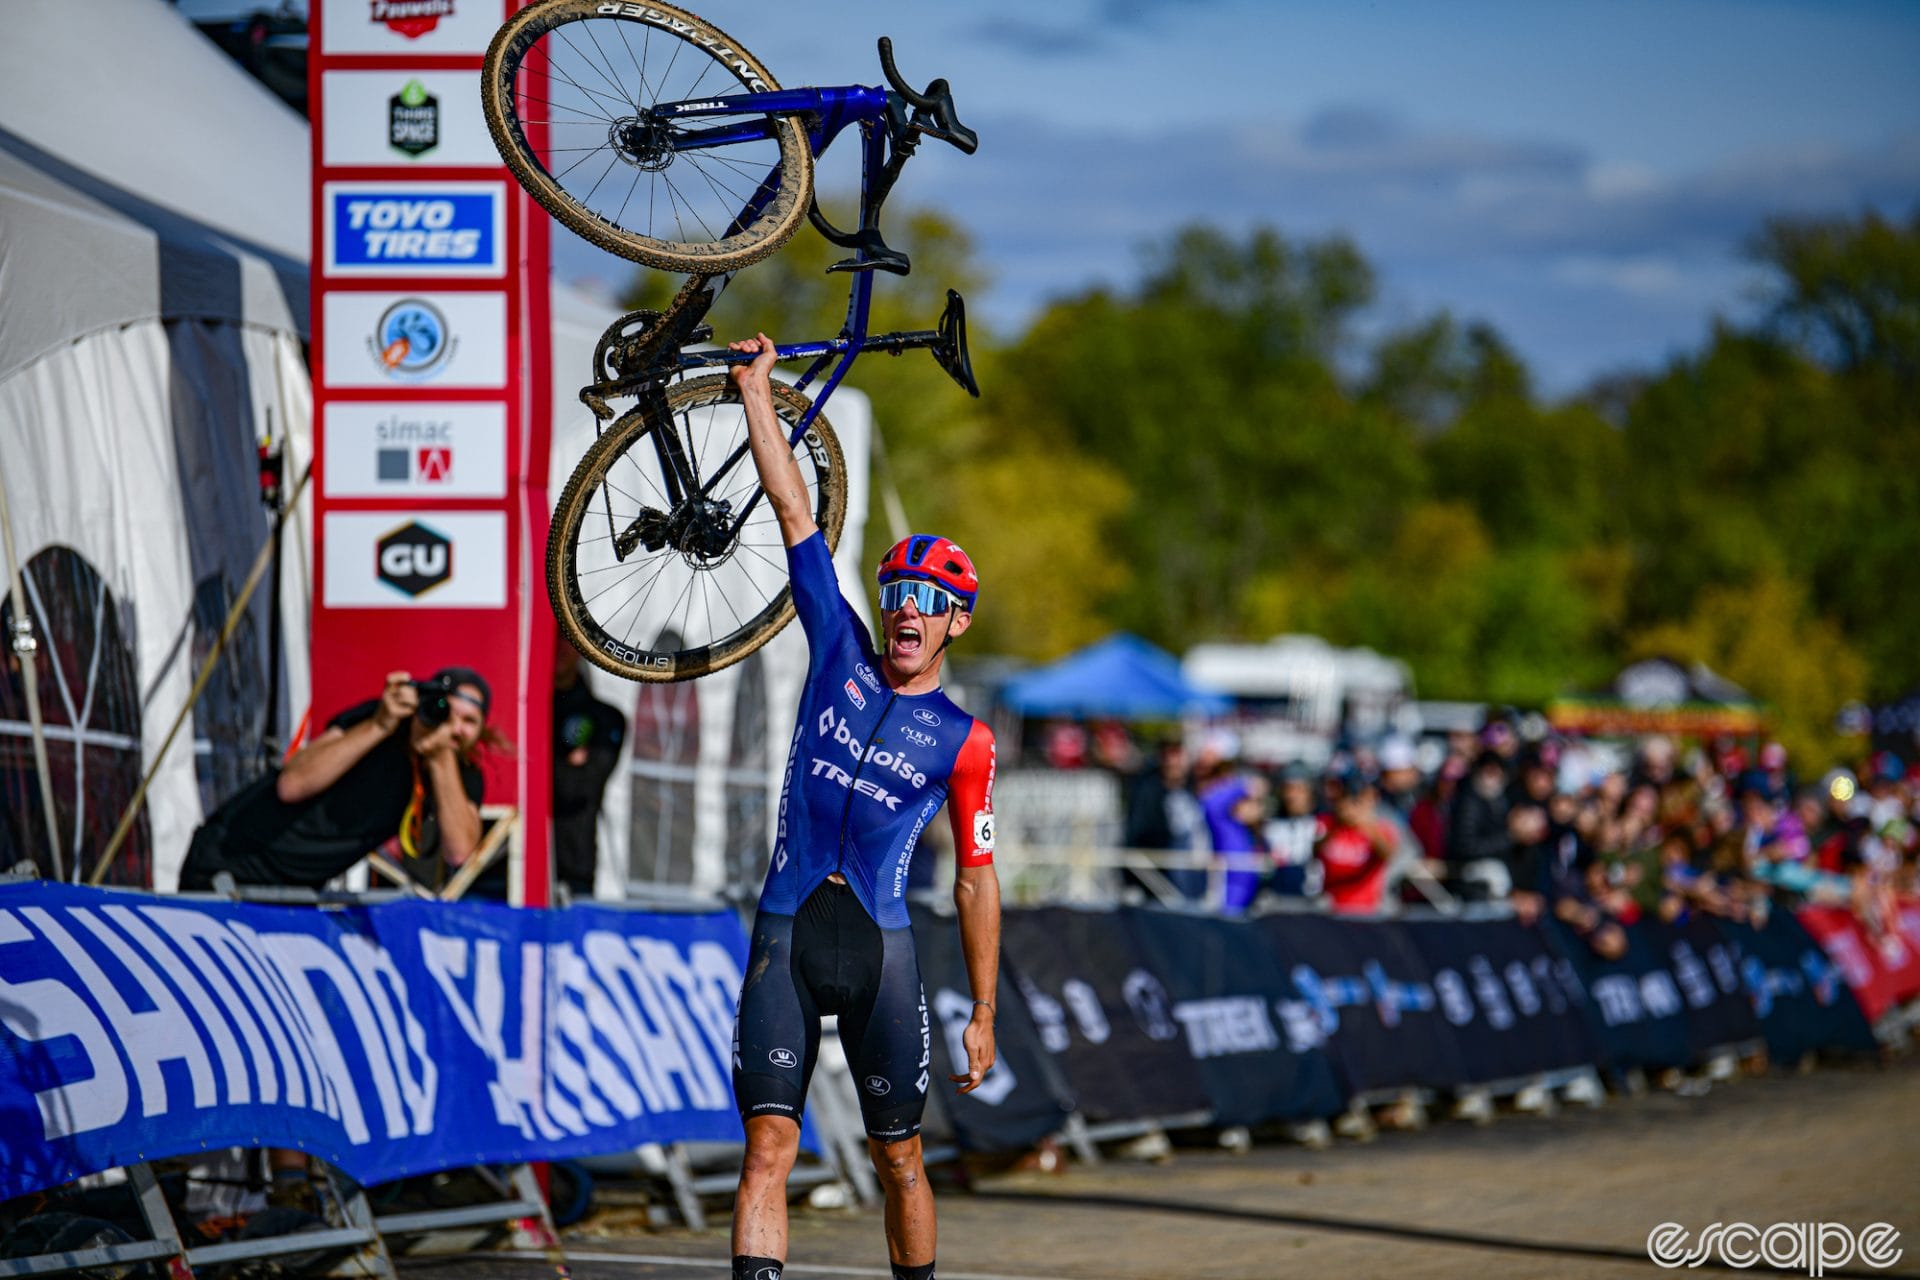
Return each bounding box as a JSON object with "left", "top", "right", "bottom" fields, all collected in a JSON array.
[{"left": 733, "top": 879, "right": 931, "bottom": 1142}]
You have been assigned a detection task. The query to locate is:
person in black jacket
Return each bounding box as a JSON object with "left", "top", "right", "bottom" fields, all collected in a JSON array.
[
  {"left": 1447, "top": 750, "right": 1514, "bottom": 900},
  {"left": 1123, "top": 737, "right": 1204, "bottom": 901},
  {"left": 552, "top": 652, "right": 626, "bottom": 898},
  {"left": 179, "top": 668, "right": 491, "bottom": 892}
]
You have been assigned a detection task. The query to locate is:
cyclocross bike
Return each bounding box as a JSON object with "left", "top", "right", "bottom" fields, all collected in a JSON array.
[{"left": 481, "top": 0, "right": 979, "bottom": 682}]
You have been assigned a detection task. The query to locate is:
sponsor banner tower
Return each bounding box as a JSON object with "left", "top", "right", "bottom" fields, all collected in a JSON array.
[{"left": 310, "top": 0, "right": 554, "bottom": 903}]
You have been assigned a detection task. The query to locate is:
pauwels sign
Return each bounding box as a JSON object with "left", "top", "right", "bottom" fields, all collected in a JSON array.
[{"left": 311, "top": 0, "right": 554, "bottom": 903}]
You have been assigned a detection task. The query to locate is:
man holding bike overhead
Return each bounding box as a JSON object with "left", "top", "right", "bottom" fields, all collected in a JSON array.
[{"left": 726, "top": 334, "right": 999, "bottom": 1280}]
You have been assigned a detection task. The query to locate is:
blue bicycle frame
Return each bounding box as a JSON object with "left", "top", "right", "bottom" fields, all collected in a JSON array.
[
  {"left": 662, "top": 84, "right": 909, "bottom": 427},
  {"left": 582, "top": 58, "right": 977, "bottom": 544}
]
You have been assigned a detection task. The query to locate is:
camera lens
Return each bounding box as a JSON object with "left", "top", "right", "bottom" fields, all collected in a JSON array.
[{"left": 413, "top": 676, "right": 453, "bottom": 727}]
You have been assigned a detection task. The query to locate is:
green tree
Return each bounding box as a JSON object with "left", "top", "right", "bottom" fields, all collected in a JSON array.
[
  {"left": 1628, "top": 574, "right": 1868, "bottom": 768},
  {"left": 998, "top": 225, "right": 1422, "bottom": 646},
  {"left": 1754, "top": 209, "right": 1920, "bottom": 383}
]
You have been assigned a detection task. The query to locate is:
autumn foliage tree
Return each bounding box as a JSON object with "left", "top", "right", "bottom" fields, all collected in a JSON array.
[{"left": 617, "top": 206, "right": 1918, "bottom": 764}]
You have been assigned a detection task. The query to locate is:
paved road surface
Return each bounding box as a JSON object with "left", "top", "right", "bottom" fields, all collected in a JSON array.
[{"left": 404, "top": 1054, "right": 1919, "bottom": 1279}]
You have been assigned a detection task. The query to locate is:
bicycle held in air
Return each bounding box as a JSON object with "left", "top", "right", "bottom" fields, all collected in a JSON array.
[{"left": 480, "top": 0, "right": 979, "bottom": 682}]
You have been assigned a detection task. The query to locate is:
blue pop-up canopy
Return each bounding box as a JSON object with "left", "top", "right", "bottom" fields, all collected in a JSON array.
[{"left": 998, "top": 633, "right": 1232, "bottom": 719}]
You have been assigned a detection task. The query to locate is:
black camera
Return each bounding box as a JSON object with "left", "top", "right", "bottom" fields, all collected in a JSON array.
[{"left": 413, "top": 674, "right": 456, "bottom": 727}]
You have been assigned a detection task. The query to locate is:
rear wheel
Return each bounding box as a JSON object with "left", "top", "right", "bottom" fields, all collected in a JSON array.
[
  {"left": 549, "top": 376, "right": 846, "bottom": 682},
  {"left": 482, "top": 0, "right": 813, "bottom": 273}
]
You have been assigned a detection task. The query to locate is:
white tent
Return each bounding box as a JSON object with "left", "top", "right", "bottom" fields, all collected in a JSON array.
[
  {"left": 0, "top": 0, "right": 314, "bottom": 887},
  {"left": 0, "top": 0, "right": 871, "bottom": 895}
]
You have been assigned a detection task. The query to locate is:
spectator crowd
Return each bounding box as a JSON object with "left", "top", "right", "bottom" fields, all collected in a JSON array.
[{"left": 1117, "top": 721, "right": 1920, "bottom": 954}]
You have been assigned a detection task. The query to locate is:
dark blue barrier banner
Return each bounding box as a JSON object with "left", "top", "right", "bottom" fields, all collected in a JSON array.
[
  {"left": 1001, "top": 907, "right": 1212, "bottom": 1125},
  {"left": 1712, "top": 912, "right": 1876, "bottom": 1063},
  {"left": 1121, "top": 908, "right": 1345, "bottom": 1125},
  {"left": 1644, "top": 915, "right": 1763, "bottom": 1060},
  {"left": 0, "top": 883, "right": 753, "bottom": 1201},
  {"left": 1256, "top": 916, "right": 1470, "bottom": 1094},
  {"left": 909, "top": 905, "right": 1072, "bottom": 1154},
  {"left": 1544, "top": 917, "right": 1695, "bottom": 1072},
  {"left": 1397, "top": 918, "right": 1599, "bottom": 1083}
]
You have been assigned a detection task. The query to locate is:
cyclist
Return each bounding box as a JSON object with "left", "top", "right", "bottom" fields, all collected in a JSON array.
[{"left": 726, "top": 334, "right": 999, "bottom": 1280}]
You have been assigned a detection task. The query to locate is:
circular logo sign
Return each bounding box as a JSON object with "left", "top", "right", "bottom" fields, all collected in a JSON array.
[
  {"left": 864, "top": 1075, "right": 892, "bottom": 1096},
  {"left": 1123, "top": 969, "right": 1179, "bottom": 1042},
  {"left": 768, "top": 1047, "right": 798, "bottom": 1069},
  {"left": 371, "top": 297, "right": 452, "bottom": 379},
  {"left": 913, "top": 708, "right": 941, "bottom": 727}
]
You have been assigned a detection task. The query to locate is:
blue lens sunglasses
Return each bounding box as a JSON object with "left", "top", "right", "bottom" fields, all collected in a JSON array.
[{"left": 879, "top": 579, "right": 962, "bottom": 615}]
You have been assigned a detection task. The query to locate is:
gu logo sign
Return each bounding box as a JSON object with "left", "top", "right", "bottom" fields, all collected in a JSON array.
[{"left": 377, "top": 521, "right": 452, "bottom": 597}]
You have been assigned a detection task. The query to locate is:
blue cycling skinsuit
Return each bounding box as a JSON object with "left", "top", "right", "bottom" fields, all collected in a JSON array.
[{"left": 732, "top": 531, "right": 996, "bottom": 1141}]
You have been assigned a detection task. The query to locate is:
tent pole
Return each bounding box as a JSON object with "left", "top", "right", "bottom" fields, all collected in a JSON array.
[
  {"left": 0, "top": 469, "right": 65, "bottom": 879},
  {"left": 259, "top": 409, "right": 286, "bottom": 769},
  {"left": 89, "top": 463, "right": 312, "bottom": 887}
]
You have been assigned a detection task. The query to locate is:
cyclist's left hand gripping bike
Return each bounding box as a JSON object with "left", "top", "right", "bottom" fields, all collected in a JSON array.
[{"left": 481, "top": 0, "right": 979, "bottom": 682}]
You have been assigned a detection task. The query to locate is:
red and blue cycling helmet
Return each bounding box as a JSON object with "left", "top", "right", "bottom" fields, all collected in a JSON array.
[{"left": 876, "top": 534, "right": 978, "bottom": 614}]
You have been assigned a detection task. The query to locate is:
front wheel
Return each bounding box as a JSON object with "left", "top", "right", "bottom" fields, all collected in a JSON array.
[
  {"left": 481, "top": 0, "right": 814, "bottom": 274},
  {"left": 549, "top": 376, "right": 846, "bottom": 682}
]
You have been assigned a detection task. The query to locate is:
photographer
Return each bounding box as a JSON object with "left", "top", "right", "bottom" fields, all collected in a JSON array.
[{"left": 178, "top": 668, "right": 492, "bottom": 891}]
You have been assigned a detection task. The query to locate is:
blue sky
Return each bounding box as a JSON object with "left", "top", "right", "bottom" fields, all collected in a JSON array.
[
  {"left": 201, "top": 0, "right": 1920, "bottom": 393},
  {"left": 600, "top": 0, "right": 1919, "bottom": 394}
]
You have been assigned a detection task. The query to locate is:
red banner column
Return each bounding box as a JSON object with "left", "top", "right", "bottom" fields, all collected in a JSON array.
[{"left": 309, "top": 0, "right": 552, "bottom": 905}]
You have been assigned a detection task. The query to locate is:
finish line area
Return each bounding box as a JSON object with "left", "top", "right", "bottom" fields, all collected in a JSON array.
[{"left": 396, "top": 1054, "right": 1920, "bottom": 1280}]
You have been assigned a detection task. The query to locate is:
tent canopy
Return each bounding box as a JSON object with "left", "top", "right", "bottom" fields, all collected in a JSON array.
[
  {"left": 0, "top": 0, "right": 308, "bottom": 384},
  {"left": 1547, "top": 656, "right": 1766, "bottom": 736},
  {"left": 999, "top": 633, "right": 1231, "bottom": 720}
]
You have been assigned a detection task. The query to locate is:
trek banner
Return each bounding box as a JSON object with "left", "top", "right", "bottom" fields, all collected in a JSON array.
[
  {"left": 0, "top": 882, "right": 754, "bottom": 1200},
  {"left": 1120, "top": 908, "right": 1346, "bottom": 1126},
  {"left": 1000, "top": 906, "right": 1212, "bottom": 1125}
]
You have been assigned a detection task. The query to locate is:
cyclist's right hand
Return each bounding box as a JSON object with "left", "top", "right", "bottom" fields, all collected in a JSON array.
[
  {"left": 374, "top": 670, "right": 417, "bottom": 735},
  {"left": 728, "top": 332, "right": 778, "bottom": 396}
]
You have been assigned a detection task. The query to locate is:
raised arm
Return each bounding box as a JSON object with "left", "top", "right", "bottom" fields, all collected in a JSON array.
[{"left": 730, "top": 333, "right": 817, "bottom": 549}]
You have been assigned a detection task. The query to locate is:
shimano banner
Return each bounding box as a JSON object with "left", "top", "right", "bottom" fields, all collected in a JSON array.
[
  {"left": 0, "top": 883, "right": 750, "bottom": 1201},
  {"left": 1000, "top": 907, "right": 1211, "bottom": 1125},
  {"left": 910, "top": 905, "right": 1072, "bottom": 1155},
  {"left": 1121, "top": 908, "right": 1345, "bottom": 1126},
  {"left": 1396, "top": 918, "right": 1599, "bottom": 1083},
  {"left": 1256, "top": 915, "right": 1470, "bottom": 1095}
]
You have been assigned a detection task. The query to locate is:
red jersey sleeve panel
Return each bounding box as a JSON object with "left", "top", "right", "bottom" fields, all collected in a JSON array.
[{"left": 946, "top": 720, "right": 998, "bottom": 867}]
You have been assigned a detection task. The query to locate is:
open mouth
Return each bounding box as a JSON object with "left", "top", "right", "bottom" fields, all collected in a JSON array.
[{"left": 892, "top": 624, "right": 923, "bottom": 660}]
